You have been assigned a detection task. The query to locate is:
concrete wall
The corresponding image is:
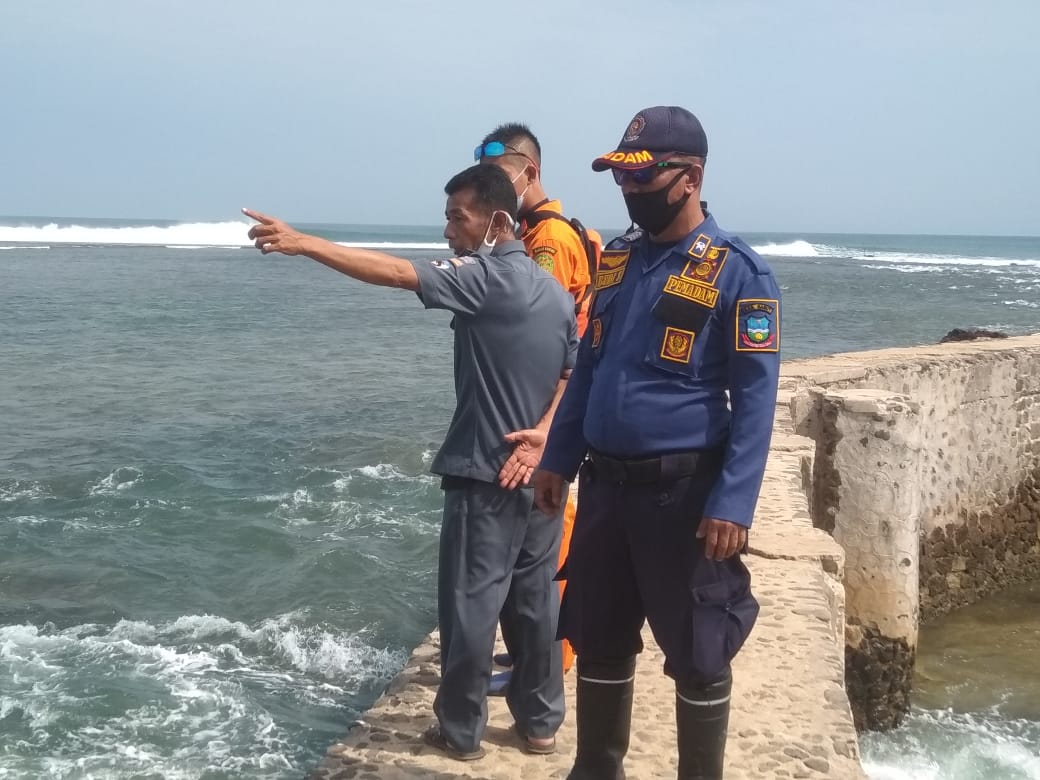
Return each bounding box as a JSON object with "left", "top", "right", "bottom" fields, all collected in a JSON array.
[{"left": 783, "top": 334, "right": 1040, "bottom": 730}]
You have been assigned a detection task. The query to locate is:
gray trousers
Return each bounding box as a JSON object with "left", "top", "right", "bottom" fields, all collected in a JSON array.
[{"left": 434, "top": 478, "right": 565, "bottom": 752}]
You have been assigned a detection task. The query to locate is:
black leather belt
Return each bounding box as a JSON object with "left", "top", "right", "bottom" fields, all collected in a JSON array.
[{"left": 587, "top": 448, "right": 720, "bottom": 485}]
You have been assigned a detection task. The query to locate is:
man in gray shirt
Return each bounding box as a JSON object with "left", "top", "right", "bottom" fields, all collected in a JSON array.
[{"left": 245, "top": 163, "right": 576, "bottom": 761}]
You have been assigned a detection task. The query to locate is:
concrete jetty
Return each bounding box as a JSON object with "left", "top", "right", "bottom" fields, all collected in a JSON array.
[{"left": 311, "top": 334, "right": 1040, "bottom": 779}]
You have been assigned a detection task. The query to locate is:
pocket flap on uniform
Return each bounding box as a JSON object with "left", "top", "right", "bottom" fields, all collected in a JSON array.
[{"left": 652, "top": 294, "right": 711, "bottom": 333}]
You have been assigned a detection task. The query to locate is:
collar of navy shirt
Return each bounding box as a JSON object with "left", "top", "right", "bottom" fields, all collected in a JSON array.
[{"left": 639, "top": 211, "right": 718, "bottom": 274}]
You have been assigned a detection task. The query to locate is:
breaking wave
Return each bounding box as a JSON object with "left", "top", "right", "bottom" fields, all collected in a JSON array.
[{"left": 0, "top": 220, "right": 448, "bottom": 250}]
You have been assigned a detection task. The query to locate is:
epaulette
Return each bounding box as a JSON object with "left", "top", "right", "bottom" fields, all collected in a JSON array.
[
  {"left": 605, "top": 226, "right": 644, "bottom": 250},
  {"left": 725, "top": 235, "right": 774, "bottom": 276}
]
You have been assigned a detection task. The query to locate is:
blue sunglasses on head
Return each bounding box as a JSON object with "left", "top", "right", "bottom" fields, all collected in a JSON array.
[{"left": 474, "top": 141, "right": 536, "bottom": 166}]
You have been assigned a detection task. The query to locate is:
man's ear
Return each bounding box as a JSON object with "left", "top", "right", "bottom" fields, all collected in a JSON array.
[{"left": 686, "top": 163, "right": 704, "bottom": 192}]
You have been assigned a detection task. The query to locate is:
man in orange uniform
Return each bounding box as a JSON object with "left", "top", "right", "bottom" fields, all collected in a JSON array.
[{"left": 476, "top": 123, "right": 600, "bottom": 682}]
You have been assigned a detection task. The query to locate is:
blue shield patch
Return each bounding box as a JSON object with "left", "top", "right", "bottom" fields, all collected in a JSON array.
[{"left": 735, "top": 299, "right": 779, "bottom": 352}]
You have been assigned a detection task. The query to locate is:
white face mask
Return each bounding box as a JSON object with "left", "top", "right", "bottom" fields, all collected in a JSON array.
[
  {"left": 480, "top": 210, "right": 514, "bottom": 254},
  {"left": 510, "top": 168, "right": 530, "bottom": 214}
]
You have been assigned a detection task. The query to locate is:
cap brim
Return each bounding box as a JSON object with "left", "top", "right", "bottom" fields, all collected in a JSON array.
[{"left": 591, "top": 149, "right": 675, "bottom": 172}]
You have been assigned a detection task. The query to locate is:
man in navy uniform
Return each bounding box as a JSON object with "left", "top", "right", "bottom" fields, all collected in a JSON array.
[
  {"left": 532, "top": 106, "right": 781, "bottom": 779},
  {"left": 245, "top": 164, "right": 573, "bottom": 760}
]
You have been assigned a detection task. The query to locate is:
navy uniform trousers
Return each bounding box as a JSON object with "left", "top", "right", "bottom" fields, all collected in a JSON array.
[
  {"left": 435, "top": 477, "right": 565, "bottom": 753},
  {"left": 559, "top": 452, "right": 758, "bottom": 686}
]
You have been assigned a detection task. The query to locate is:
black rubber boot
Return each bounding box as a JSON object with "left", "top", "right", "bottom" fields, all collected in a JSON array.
[
  {"left": 566, "top": 656, "right": 637, "bottom": 780},
  {"left": 675, "top": 670, "right": 732, "bottom": 780}
]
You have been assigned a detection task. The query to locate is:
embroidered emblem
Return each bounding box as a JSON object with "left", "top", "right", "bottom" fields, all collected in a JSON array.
[
  {"left": 663, "top": 275, "right": 719, "bottom": 308},
  {"left": 591, "top": 318, "right": 603, "bottom": 348},
  {"left": 431, "top": 259, "right": 453, "bottom": 270},
  {"left": 660, "top": 326, "right": 695, "bottom": 363},
  {"left": 596, "top": 249, "right": 630, "bottom": 289},
  {"left": 680, "top": 247, "right": 728, "bottom": 287},
  {"left": 532, "top": 244, "right": 556, "bottom": 273},
  {"left": 623, "top": 114, "right": 646, "bottom": 142},
  {"left": 688, "top": 234, "right": 711, "bottom": 259},
  {"left": 735, "top": 299, "right": 779, "bottom": 352}
]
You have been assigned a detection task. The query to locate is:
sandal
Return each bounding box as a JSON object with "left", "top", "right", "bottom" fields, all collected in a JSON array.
[
  {"left": 422, "top": 724, "right": 486, "bottom": 761},
  {"left": 513, "top": 723, "right": 556, "bottom": 755}
]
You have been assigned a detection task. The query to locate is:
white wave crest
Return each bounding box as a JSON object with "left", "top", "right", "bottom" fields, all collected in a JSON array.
[
  {"left": 355, "top": 463, "right": 411, "bottom": 481},
  {"left": 855, "top": 252, "right": 1040, "bottom": 269},
  {"left": 0, "top": 221, "right": 254, "bottom": 247},
  {"left": 88, "top": 466, "right": 143, "bottom": 495},
  {"left": 0, "top": 481, "right": 48, "bottom": 502},
  {"left": 749, "top": 238, "right": 1040, "bottom": 270},
  {"left": 862, "top": 264, "right": 945, "bottom": 274},
  {"left": 0, "top": 220, "right": 449, "bottom": 250},
  {"left": 752, "top": 240, "right": 820, "bottom": 257}
]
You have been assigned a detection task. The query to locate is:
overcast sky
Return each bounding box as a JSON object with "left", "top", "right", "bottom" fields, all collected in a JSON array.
[{"left": 2, "top": 0, "right": 1037, "bottom": 235}]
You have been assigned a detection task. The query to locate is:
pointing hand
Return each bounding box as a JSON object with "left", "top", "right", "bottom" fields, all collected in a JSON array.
[{"left": 243, "top": 208, "right": 306, "bottom": 256}]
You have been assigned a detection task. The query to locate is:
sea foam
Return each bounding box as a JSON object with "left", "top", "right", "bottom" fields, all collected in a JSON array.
[{"left": 0, "top": 220, "right": 449, "bottom": 250}]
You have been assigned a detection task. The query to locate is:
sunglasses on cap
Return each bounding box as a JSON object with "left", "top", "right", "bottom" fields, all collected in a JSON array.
[
  {"left": 474, "top": 141, "right": 536, "bottom": 166},
  {"left": 613, "top": 162, "right": 691, "bottom": 186}
]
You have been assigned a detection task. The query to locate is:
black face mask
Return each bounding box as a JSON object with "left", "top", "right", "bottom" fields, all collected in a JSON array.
[{"left": 622, "top": 168, "right": 692, "bottom": 236}]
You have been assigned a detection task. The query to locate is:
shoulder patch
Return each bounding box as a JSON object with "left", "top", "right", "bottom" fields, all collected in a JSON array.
[
  {"left": 606, "top": 227, "right": 644, "bottom": 250},
  {"left": 533, "top": 250, "right": 555, "bottom": 272},
  {"left": 596, "top": 248, "right": 630, "bottom": 289},
  {"left": 735, "top": 299, "right": 779, "bottom": 352},
  {"left": 432, "top": 256, "right": 476, "bottom": 271}
]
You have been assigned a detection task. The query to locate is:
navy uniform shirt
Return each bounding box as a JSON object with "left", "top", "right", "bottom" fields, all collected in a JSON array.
[
  {"left": 411, "top": 240, "right": 579, "bottom": 484},
  {"left": 540, "top": 214, "right": 781, "bottom": 528}
]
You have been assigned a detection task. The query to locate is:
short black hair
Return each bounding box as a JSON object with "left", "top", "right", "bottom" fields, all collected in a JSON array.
[
  {"left": 481, "top": 122, "right": 542, "bottom": 164},
  {"left": 444, "top": 164, "right": 518, "bottom": 221}
]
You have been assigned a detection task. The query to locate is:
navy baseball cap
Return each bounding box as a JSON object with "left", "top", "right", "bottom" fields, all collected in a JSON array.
[{"left": 591, "top": 106, "right": 708, "bottom": 172}]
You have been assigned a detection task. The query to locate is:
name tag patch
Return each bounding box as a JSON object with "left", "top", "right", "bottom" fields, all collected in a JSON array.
[{"left": 663, "top": 275, "right": 719, "bottom": 308}]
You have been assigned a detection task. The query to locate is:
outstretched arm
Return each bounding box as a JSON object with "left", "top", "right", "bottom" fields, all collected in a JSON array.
[{"left": 244, "top": 208, "right": 419, "bottom": 291}]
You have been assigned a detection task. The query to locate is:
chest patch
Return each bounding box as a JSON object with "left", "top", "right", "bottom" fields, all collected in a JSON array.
[
  {"left": 596, "top": 249, "right": 630, "bottom": 289},
  {"left": 660, "top": 326, "right": 695, "bottom": 363},
  {"left": 680, "top": 246, "right": 728, "bottom": 287}
]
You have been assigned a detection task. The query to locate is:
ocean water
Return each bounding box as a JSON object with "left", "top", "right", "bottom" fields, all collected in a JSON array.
[{"left": 1, "top": 216, "right": 1038, "bottom": 778}]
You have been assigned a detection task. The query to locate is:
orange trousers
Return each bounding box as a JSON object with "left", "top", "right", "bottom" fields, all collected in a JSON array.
[{"left": 559, "top": 494, "right": 576, "bottom": 674}]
